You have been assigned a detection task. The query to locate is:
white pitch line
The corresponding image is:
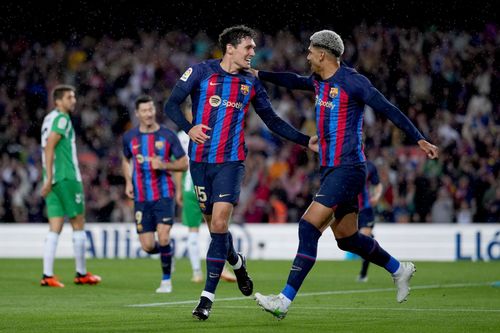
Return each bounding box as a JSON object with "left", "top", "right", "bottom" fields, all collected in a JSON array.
[
  {"left": 126, "top": 281, "right": 494, "bottom": 308},
  {"left": 211, "top": 305, "right": 500, "bottom": 313}
]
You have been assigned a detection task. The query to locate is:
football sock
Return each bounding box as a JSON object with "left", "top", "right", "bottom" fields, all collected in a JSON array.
[
  {"left": 282, "top": 219, "right": 322, "bottom": 301},
  {"left": 336, "top": 232, "right": 400, "bottom": 274},
  {"left": 226, "top": 231, "right": 239, "bottom": 266},
  {"left": 159, "top": 243, "right": 173, "bottom": 279},
  {"left": 43, "top": 231, "right": 59, "bottom": 277},
  {"left": 203, "top": 233, "right": 228, "bottom": 294},
  {"left": 73, "top": 230, "right": 87, "bottom": 275},
  {"left": 187, "top": 231, "right": 201, "bottom": 273},
  {"left": 360, "top": 259, "right": 370, "bottom": 277}
]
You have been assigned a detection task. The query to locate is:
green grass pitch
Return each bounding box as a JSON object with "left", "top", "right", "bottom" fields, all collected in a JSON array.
[{"left": 1, "top": 258, "right": 499, "bottom": 332}]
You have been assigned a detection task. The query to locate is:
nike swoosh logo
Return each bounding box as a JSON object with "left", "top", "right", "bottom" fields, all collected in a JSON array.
[
  {"left": 133, "top": 145, "right": 141, "bottom": 149},
  {"left": 162, "top": 218, "right": 172, "bottom": 222},
  {"left": 209, "top": 82, "right": 220, "bottom": 86},
  {"left": 291, "top": 265, "right": 302, "bottom": 272},
  {"left": 219, "top": 194, "right": 231, "bottom": 198},
  {"left": 315, "top": 194, "right": 325, "bottom": 197}
]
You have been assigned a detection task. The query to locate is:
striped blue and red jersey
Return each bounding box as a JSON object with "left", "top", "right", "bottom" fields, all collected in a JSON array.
[
  {"left": 259, "top": 65, "right": 424, "bottom": 167},
  {"left": 122, "top": 126, "right": 185, "bottom": 202},
  {"left": 165, "top": 59, "right": 309, "bottom": 163},
  {"left": 358, "top": 160, "right": 380, "bottom": 210}
]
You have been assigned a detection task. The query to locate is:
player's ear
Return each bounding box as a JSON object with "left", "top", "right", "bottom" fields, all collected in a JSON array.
[
  {"left": 226, "top": 44, "right": 234, "bottom": 55},
  {"left": 320, "top": 51, "right": 325, "bottom": 61}
]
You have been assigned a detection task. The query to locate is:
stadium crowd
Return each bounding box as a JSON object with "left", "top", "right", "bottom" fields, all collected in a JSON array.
[{"left": 0, "top": 23, "right": 498, "bottom": 223}]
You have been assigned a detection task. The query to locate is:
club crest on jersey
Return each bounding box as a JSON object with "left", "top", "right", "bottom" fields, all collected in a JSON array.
[
  {"left": 329, "top": 87, "right": 339, "bottom": 98},
  {"left": 240, "top": 84, "right": 250, "bottom": 95},
  {"left": 155, "top": 141, "right": 164, "bottom": 150},
  {"left": 209, "top": 95, "right": 222, "bottom": 107},
  {"left": 136, "top": 154, "right": 144, "bottom": 164},
  {"left": 180, "top": 67, "right": 193, "bottom": 82}
]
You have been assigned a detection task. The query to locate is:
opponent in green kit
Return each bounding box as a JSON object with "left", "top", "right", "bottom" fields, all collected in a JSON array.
[{"left": 40, "top": 85, "right": 101, "bottom": 287}]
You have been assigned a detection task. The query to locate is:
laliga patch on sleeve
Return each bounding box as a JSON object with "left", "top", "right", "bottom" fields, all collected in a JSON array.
[
  {"left": 57, "top": 117, "right": 68, "bottom": 129},
  {"left": 180, "top": 67, "right": 193, "bottom": 82}
]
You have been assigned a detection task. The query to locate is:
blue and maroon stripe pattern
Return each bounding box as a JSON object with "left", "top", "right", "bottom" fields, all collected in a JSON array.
[
  {"left": 314, "top": 80, "right": 365, "bottom": 167},
  {"left": 130, "top": 133, "right": 175, "bottom": 202},
  {"left": 189, "top": 74, "right": 254, "bottom": 163}
]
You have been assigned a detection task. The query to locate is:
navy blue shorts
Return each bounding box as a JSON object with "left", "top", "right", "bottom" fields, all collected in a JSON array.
[
  {"left": 358, "top": 208, "right": 375, "bottom": 229},
  {"left": 314, "top": 164, "right": 366, "bottom": 220},
  {"left": 134, "top": 197, "right": 174, "bottom": 233},
  {"left": 189, "top": 161, "right": 245, "bottom": 215}
]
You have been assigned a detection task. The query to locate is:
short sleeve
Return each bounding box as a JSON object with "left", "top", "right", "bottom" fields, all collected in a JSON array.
[
  {"left": 174, "top": 64, "right": 203, "bottom": 94},
  {"left": 51, "top": 115, "right": 69, "bottom": 136},
  {"left": 122, "top": 135, "right": 132, "bottom": 159}
]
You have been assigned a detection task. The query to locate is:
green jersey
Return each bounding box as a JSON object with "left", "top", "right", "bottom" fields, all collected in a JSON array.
[{"left": 41, "top": 109, "right": 82, "bottom": 184}]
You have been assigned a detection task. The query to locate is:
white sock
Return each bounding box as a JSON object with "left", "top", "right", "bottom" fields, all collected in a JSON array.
[
  {"left": 279, "top": 293, "right": 292, "bottom": 308},
  {"left": 201, "top": 290, "right": 215, "bottom": 302},
  {"left": 73, "top": 230, "right": 87, "bottom": 275},
  {"left": 187, "top": 232, "right": 201, "bottom": 273},
  {"left": 231, "top": 255, "right": 242, "bottom": 270},
  {"left": 43, "top": 231, "right": 59, "bottom": 276}
]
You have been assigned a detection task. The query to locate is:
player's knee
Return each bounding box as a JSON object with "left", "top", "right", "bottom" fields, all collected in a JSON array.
[
  {"left": 210, "top": 218, "right": 228, "bottom": 233},
  {"left": 336, "top": 232, "right": 360, "bottom": 252},
  {"left": 334, "top": 204, "right": 358, "bottom": 220},
  {"left": 142, "top": 244, "right": 157, "bottom": 253},
  {"left": 158, "top": 236, "right": 170, "bottom": 247}
]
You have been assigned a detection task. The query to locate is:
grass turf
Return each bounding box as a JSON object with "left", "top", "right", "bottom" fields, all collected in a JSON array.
[{"left": 0, "top": 258, "right": 499, "bottom": 333}]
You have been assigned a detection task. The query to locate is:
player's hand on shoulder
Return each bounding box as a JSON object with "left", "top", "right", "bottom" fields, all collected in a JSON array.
[
  {"left": 417, "top": 140, "right": 439, "bottom": 159},
  {"left": 188, "top": 124, "right": 211, "bottom": 144},
  {"left": 246, "top": 68, "right": 259, "bottom": 78},
  {"left": 308, "top": 135, "right": 319, "bottom": 153}
]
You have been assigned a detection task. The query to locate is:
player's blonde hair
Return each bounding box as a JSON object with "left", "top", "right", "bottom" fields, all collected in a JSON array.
[{"left": 310, "top": 30, "right": 344, "bottom": 58}]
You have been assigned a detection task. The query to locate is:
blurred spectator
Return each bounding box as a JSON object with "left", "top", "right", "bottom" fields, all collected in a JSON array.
[{"left": 0, "top": 23, "right": 498, "bottom": 223}]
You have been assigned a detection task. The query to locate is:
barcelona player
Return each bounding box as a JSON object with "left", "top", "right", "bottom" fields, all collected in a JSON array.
[
  {"left": 251, "top": 30, "right": 439, "bottom": 319},
  {"left": 165, "top": 25, "right": 313, "bottom": 320},
  {"left": 122, "top": 95, "right": 188, "bottom": 293}
]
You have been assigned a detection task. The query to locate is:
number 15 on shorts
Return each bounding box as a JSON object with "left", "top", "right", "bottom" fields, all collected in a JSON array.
[{"left": 194, "top": 186, "right": 207, "bottom": 203}]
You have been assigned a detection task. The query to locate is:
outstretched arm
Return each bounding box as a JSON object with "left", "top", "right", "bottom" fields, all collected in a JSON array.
[
  {"left": 366, "top": 90, "right": 439, "bottom": 159},
  {"left": 252, "top": 81, "right": 310, "bottom": 147},
  {"left": 256, "top": 106, "right": 310, "bottom": 147},
  {"left": 251, "top": 69, "right": 315, "bottom": 91}
]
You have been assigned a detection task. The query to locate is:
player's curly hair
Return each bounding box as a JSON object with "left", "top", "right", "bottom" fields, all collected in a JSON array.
[
  {"left": 219, "top": 25, "right": 257, "bottom": 54},
  {"left": 310, "top": 30, "right": 344, "bottom": 58}
]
